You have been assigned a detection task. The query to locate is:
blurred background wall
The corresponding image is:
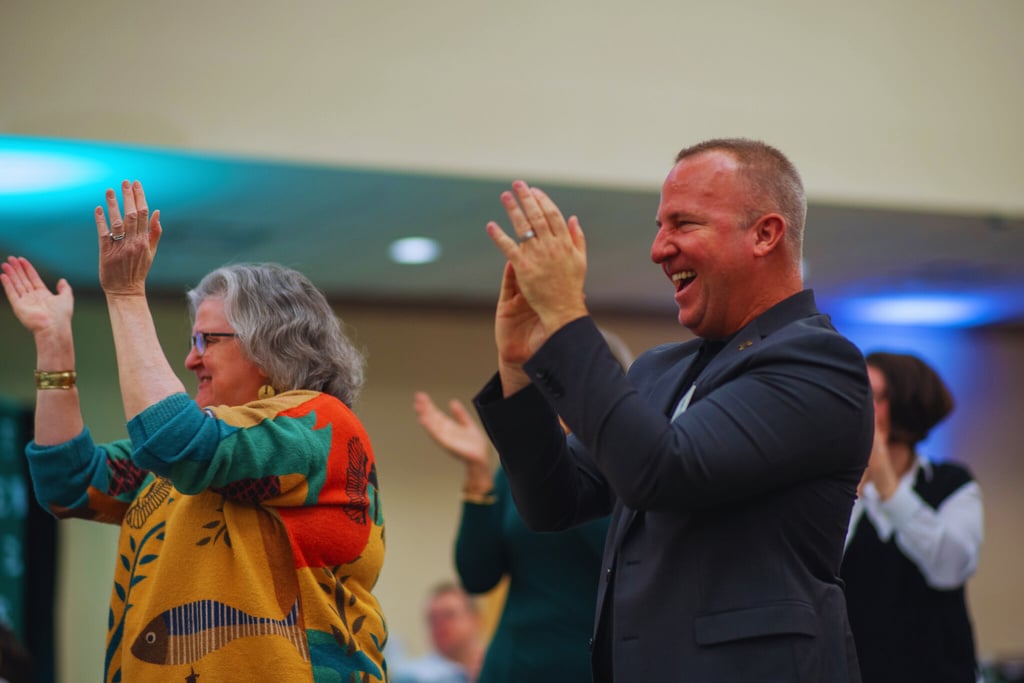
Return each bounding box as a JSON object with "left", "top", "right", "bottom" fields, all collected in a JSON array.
[{"left": 2, "top": 0, "right": 1022, "bottom": 680}]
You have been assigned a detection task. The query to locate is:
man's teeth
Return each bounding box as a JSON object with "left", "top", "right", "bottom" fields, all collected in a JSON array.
[{"left": 671, "top": 270, "right": 696, "bottom": 282}]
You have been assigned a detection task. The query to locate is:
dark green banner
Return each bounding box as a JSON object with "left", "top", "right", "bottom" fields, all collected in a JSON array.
[{"left": 0, "top": 397, "right": 29, "bottom": 639}]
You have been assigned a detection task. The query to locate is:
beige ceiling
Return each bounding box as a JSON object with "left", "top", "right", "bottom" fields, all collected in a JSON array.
[{"left": 2, "top": 0, "right": 1022, "bottom": 324}]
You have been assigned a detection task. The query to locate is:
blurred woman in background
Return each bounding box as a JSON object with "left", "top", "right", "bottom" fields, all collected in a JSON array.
[
  {"left": 414, "top": 390, "right": 607, "bottom": 683},
  {"left": 842, "top": 351, "right": 982, "bottom": 683}
]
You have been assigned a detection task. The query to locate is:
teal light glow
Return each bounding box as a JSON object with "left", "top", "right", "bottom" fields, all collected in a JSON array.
[
  {"left": 0, "top": 135, "right": 259, "bottom": 290},
  {"left": 839, "top": 295, "right": 1001, "bottom": 327},
  {"left": 0, "top": 135, "right": 249, "bottom": 217},
  {"left": 0, "top": 149, "right": 108, "bottom": 194}
]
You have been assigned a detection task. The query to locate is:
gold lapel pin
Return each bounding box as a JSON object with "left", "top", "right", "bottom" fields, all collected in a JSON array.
[{"left": 737, "top": 340, "right": 753, "bottom": 351}]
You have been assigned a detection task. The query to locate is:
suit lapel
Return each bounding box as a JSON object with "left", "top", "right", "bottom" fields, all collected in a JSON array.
[
  {"left": 609, "top": 351, "right": 705, "bottom": 564},
  {"left": 614, "top": 320, "right": 768, "bottom": 549},
  {"left": 695, "top": 322, "right": 763, "bottom": 391},
  {"left": 647, "top": 343, "right": 703, "bottom": 417},
  {"left": 614, "top": 341, "right": 710, "bottom": 550}
]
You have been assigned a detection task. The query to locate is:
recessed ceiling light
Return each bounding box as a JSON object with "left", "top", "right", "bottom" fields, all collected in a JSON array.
[{"left": 389, "top": 237, "right": 441, "bottom": 265}]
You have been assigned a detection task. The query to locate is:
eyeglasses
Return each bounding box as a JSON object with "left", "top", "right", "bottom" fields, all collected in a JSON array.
[{"left": 190, "top": 331, "right": 238, "bottom": 356}]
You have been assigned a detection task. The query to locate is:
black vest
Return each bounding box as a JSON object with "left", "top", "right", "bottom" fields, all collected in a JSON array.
[{"left": 841, "top": 462, "right": 978, "bottom": 683}]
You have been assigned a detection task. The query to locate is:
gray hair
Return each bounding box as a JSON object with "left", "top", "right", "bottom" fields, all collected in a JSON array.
[
  {"left": 675, "top": 138, "right": 806, "bottom": 261},
  {"left": 187, "top": 263, "right": 366, "bottom": 406}
]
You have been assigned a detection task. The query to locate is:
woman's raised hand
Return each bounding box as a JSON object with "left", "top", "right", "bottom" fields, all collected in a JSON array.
[
  {"left": 94, "top": 180, "right": 162, "bottom": 297},
  {"left": 414, "top": 391, "right": 492, "bottom": 467},
  {"left": 1, "top": 256, "right": 74, "bottom": 337}
]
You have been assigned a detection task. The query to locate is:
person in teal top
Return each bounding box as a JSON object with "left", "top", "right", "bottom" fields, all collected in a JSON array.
[{"left": 414, "top": 392, "right": 609, "bottom": 683}]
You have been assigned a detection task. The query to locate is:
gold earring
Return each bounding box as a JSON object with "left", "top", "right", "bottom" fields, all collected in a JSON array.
[{"left": 258, "top": 384, "right": 276, "bottom": 400}]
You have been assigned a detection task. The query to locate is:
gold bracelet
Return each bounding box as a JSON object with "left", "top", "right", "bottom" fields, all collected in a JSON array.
[
  {"left": 35, "top": 370, "right": 77, "bottom": 390},
  {"left": 463, "top": 490, "right": 497, "bottom": 505}
]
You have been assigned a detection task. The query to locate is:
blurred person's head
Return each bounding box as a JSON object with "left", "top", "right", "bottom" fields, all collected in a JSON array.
[
  {"left": 425, "top": 582, "right": 482, "bottom": 662},
  {"left": 185, "top": 263, "right": 365, "bottom": 408},
  {"left": 866, "top": 351, "right": 954, "bottom": 449}
]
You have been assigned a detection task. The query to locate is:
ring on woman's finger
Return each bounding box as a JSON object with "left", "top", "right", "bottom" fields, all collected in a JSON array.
[
  {"left": 519, "top": 229, "right": 537, "bottom": 243},
  {"left": 110, "top": 232, "right": 126, "bottom": 241}
]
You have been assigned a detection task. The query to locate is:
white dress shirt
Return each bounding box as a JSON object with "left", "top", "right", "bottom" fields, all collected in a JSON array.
[{"left": 845, "top": 455, "right": 983, "bottom": 590}]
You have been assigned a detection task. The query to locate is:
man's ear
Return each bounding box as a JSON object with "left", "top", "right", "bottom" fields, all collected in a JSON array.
[{"left": 751, "top": 213, "right": 786, "bottom": 256}]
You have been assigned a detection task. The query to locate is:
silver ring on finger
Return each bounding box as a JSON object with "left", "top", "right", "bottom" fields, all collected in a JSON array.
[
  {"left": 519, "top": 229, "right": 537, "bottom": 243},
  {"left": 110, "top": 232, "right": 126, "bottom": 241}
]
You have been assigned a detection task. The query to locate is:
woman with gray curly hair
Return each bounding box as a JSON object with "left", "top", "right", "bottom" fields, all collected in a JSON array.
[
  {"left": 2, "top": 181, "right": 387, "bottom": 683},
  {"left": 187, "top": 263, "right": 366, "bottom": 407}
]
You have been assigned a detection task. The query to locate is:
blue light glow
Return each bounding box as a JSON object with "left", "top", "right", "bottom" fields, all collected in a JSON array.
[
  {"left": 838, "top": 295, "right": 1002, "bottom": 328},
  {"left": 389, "top": 237, "right": 441, "bottom": 264}
]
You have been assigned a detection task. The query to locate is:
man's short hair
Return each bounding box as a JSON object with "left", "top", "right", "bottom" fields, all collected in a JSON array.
[{"left": 675, "top": 138, "right": 806, "bottom": 259}]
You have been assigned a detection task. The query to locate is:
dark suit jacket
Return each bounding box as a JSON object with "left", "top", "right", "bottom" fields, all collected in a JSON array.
[{"left": 475, "top": 290, "right": 872, "bottom": 682}]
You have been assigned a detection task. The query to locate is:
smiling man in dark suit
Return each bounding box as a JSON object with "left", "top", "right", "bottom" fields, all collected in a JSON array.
[{"left": 474, "top": 138, "right": 873, "bottom": 682}]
